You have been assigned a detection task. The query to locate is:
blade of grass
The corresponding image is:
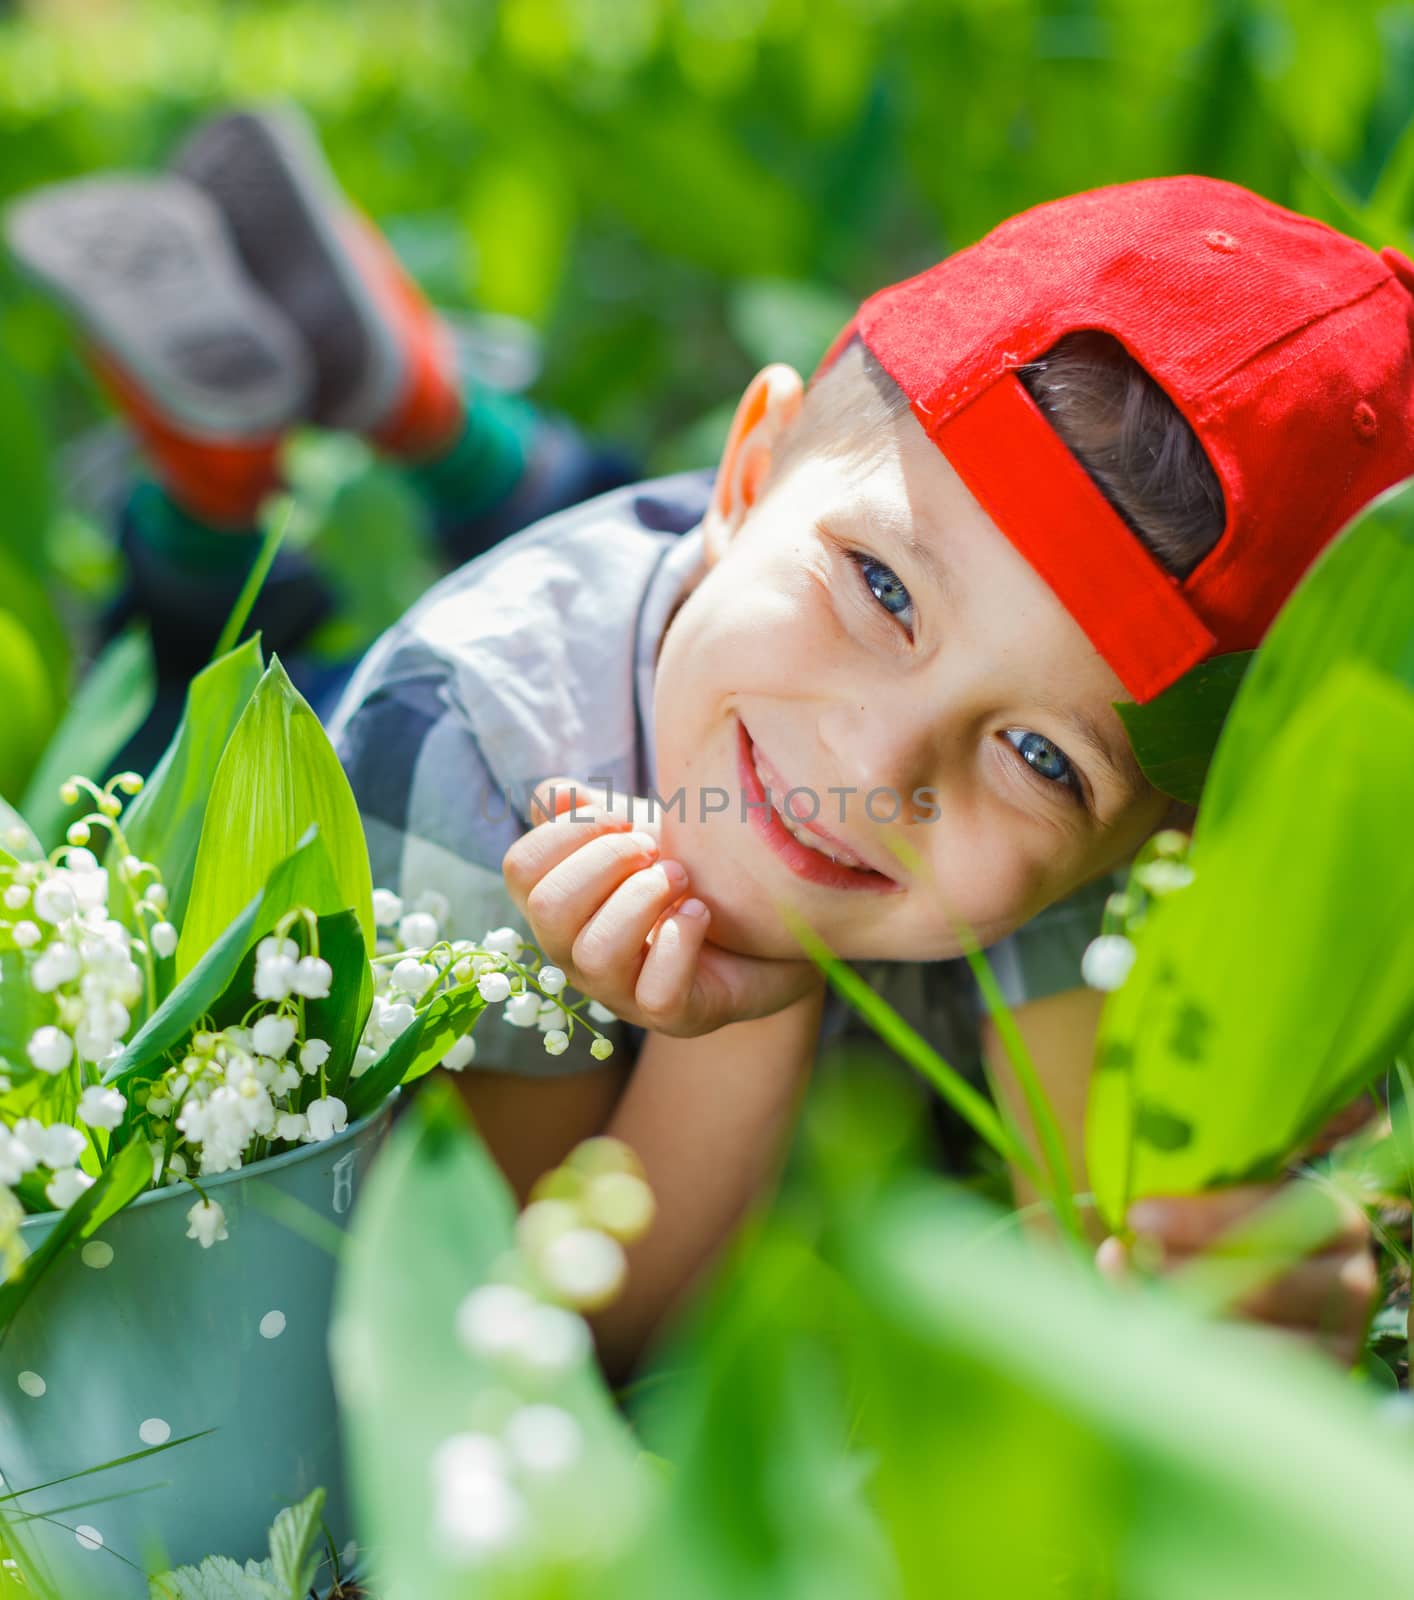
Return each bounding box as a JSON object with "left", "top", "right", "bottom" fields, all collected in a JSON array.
[
  {"left": 778, "top": 902, "right": 1043, "bottom": 1192},
  {"left": 211, "top": 501, "right": 291, "bottom": 665},
  {"left": 880, "top": 833, "right": 1084, "bottom": 1246},
  {"left": 0, "top": 1430, "right": 216, "bottom": 1503}
]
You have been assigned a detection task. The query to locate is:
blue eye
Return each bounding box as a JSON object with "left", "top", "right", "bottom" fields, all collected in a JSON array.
[
  {"left": 1005, "top": 729, "right": 1079, "bottom": 794},
  {"left": 850, "top": 552, "right": 914, "bottom": 629}
]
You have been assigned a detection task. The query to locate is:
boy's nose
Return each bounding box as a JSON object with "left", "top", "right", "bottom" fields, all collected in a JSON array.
[{"left": 817, "top": 706, "right": 952, "bottom": 831}]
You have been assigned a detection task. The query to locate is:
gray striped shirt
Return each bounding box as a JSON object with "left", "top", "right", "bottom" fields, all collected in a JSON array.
[{"left": 327, "top": 470, "right": 1117, "bottom": 1081}]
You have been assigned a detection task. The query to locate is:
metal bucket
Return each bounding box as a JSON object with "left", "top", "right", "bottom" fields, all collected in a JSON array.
[{"left": 0, "top": 1093, "right": 395, "bottom": 1598}]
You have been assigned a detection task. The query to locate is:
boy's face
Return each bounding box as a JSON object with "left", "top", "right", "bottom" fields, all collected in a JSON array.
[{"left": 651, "top": 366, "right": 1172, "bottom": 963}]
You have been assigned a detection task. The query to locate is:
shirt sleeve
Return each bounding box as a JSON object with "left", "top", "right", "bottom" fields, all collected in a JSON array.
[{"left": 332, "top": 663, "right": 633, "bottom": 1079}]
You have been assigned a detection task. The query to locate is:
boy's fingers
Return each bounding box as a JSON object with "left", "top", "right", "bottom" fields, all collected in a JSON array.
[
  {"left": 1236, "top": 1247, "right": 1377, "bottom": 1331},
  {"left": 571, "top": 861, "right": 691, "bottom": 985},
  {"left": 633, "top": 899, "right": 712, "bottom": 1024},
  {"left": 526, "top": 775, "right": 611, "bottom": 825},
  {"left": 1127, "top": 1185, "right": 1362, "bottom": 1257},
  {"left": 522, "top": 833, "right": 664, "bottom": 952},
  {"left": 502, "top": 806, "right": 639, "bottom": 907},
  {"left": 527, "top": 775, "right": 659, "bottom": 835},
  {"left": 1126, "top": 1186, "right": 1281, "bottom": 1250}
]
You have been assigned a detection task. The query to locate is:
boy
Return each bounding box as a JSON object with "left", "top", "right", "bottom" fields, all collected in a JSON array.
[
  {"left": 13, "top": 134, "right": 1391, "bottom": 1372},
  {"left": 332, "top": 177, "right": 1405, "bottom": 1372}
]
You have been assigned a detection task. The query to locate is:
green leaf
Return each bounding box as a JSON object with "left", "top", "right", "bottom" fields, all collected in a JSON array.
[
  {"left": 0, "top": 1138, "right": 150, "bottom": 1338},
  {"left": 298, "top": 911, "right": 373, "bottom": 1085},
  {"left": 177, "top": 657, "right": 373, "bottom": 978},
  {"left": 0, "top": 796, "right": 42, "bottom": 862},
  {"left": 0, "top": 946, "right": 50, "bottom": 1091},
  {"left": 334, "top": 1082, "right": 641, "bottom": 1598},
  {"left": 0, "top": 609, "right": 57, "bottom": 806},
  {"left": 20, "top": 627, "right": 155, "bottom": 849},
  {"left": 1368, "top": 103, "right": 1414, "bottom": 231},
  {"left": 0, "top": 358, "right": 54, "bottom": 580},
  {"left": 120, "top": 636, "right": 265, "bottom": 929},
  {"left": 265, "top": 1488, "right": 326, "bottom": 1600},
  {"left": 0, "top": 545, "right": 68, "bottom": 707},
  {"left": 1114, "top": 651, "right": 1254, "bottom": 807},
  {"left": 1200, "top": 479, "right": 1414, "bottom": 836},
  {"left": 845, "top": 1182, "right": 1414, "bottom": 1600},
  {"left": 211, "top": 511, "right": 287, "bottom": 665},
  {"left": 104, "top": 830, "right": 342, "bottom": 1091},
  {"left": 1087, "top": 664, "right": 1414, "bottom": 1227},
  {"left": 342, "top": 982, "right": 483, "bottom": 1122},
  {"left": 148, "top": 1554, "right": 277, "bottom": 1600}
]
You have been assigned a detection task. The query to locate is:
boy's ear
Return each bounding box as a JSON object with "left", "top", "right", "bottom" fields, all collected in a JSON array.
[{"left": 703, "top": 363, "right": 804, "bottom": 563}]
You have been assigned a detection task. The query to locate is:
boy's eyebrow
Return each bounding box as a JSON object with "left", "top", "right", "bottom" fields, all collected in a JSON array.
[
  {"left": 1051, "top": 703, "right": 1146, "bottom": 796},
  {"left": 898, "top": 526, "right": 951, "bottom": 593}
]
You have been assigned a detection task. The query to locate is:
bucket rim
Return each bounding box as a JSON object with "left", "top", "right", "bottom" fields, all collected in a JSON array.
[{"left": 18, "top": 1087, "right": 400, "bottom": 1233}]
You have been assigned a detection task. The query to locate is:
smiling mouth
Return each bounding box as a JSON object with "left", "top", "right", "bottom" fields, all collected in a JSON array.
[{"left": 736, "top": 719, "right": 900, "bottom": 892}]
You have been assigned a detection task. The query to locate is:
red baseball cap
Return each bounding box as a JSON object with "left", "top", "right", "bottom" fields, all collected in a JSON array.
[{"left": 819, "top": 176, "right": 1414, "bottom": 704}]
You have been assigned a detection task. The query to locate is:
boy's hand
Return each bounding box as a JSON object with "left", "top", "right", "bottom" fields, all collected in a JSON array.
[
  {"left": 502, "top": 777, "right": 823, "bottom": 1039},
  {"left": 1095, "top": 1099, "right": 1380, "bottom": 1367}
]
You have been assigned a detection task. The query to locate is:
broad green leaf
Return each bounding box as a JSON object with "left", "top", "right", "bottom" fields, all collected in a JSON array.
[
  {"left": 119, "top": 636, "right": 265, "bottom": 929},
  {"left": 0, "top": 1138, "right": 149, "bottom": 1338},
  {"left": 1087, "top": 665, "right": 1414, "bottom": 1227},
  {"left": 845, "top": 1182, "right": 1414, "bottom": 1600},
  {"left": 104, "top": 830, "right": 342, "bottom": 1091},
  {"left": 265, "top": 1489, "right": 326, "bottom": 1600},
  {"left": 0, "top": 546, "right": 68, "bottom": 707},
  {"left": 0, "top": 358, "right": 53, "bottom": 579},
  {"left": 342, "top": 983, "right": 483, "bottom": 1121},
  {"left": 296, "top": 912, "right": 373, "bottom": 1087},
  {"left": 20, "top": 627, "right": 155, "bottom": 850},
  {"left": 0, "top": 947, "right": 50, "bottom": 1089},
  {"left": 1114, "top": 651, "right": 1253, "bottom": 807},
  {"left": 0, "top": 609, "right": 56, "bottom": 806},
  {"left": 177, "top": 658, "right": 373, "bottom": 978},
  {"left": 1200, "top": 478, "right": 1414, "bottom": 836},
  {"left": 620, "top": 1227, "right": 894, "bottom": 1600},
  {"left": 334, "top": 1082, "right": 641, "bottom": 1599}
]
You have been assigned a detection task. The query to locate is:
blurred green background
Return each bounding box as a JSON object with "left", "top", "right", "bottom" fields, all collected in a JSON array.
[{"left": 4, "top": 0, "right": 1414, "bottom": 470}]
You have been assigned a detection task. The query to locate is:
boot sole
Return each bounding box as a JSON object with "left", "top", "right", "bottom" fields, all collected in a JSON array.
[
  {"left": 172, "top": 106, "right": 406, "bottom": 432},
  {"left": 4, "top": 174, "right": 308, "bottom": 440}
]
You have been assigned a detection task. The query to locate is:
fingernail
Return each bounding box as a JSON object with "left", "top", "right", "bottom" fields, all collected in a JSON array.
[
  {"left": 1094, "top": 1235, "right": 1129, "bottom": 1282},
  {"left": 678, "top": 898, "right": 708, "bottom": 918},
  {"left": 661, "top": 860, "right": 688, "bottom": 886},
  {"left": 629, "top": 831, "right": 658, "bottom": 855}
]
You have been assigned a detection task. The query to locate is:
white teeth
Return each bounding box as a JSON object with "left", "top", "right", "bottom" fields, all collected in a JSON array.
[{"left": 751, "top": 746, "right": 867, "bottom": 871}]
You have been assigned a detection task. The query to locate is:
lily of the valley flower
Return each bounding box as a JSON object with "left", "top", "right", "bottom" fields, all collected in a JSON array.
[
  {"left": 477, "top": 972, "right": 512, "bottom": 1004},
  {"left": 45, "top": 1167, "right": 94, "bottom": 1210},
  {"left": 27, "top": 1025, "right": 73, "bottom": 1075},
  {"left": 77, "top": 1085, "right": 127, "bottom": 1131},
  {"left": 303, "top": 1096, "right": 349, "bottom": 1143},
  {"left": 185, "top": 1198, "right": 228, "bottom": 1248},
  {"left": 251, "top": 1014, "right": 298, "bottom": 1059},
  {"left": 442, "top": 1034, "right": 477, "bottom": 1071},
  {"left": 1081, "top": 934, "right": 1138, "bottom": 993}
]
